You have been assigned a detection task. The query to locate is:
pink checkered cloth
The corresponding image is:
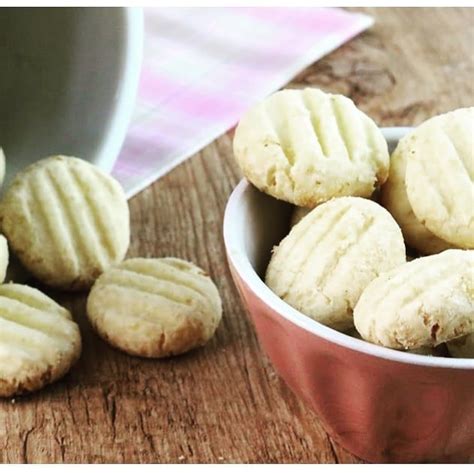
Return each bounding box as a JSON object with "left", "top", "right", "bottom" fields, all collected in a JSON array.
[{"left": 113, "top": 7, "right": 373, "bottom": 198}]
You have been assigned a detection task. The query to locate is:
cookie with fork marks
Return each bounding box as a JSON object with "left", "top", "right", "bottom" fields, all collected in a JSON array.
[
  {"left": 0, "top": 155, "right": 130, "bottom": 290},
  {"left": 233, "top": 88, "right": 389, "bottom": 207},
  {"left": 0, "top": 284, "right": 81, "bottom": 397},
  {"left": 266, "top": 197, "right": 406, "bottom": 331},
  {"left": 87, "top": 258, "right": 222, "bottom": 358},
  {"left": 354, "top": 250, "right": 474, "bottom": 350}
]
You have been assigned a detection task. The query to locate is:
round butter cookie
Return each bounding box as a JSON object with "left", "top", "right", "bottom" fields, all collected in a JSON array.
[
  {"left": 233, "top": 88, "right": 389, "bottom": 207},
  {"left": 265, "top": 197, "right": 406, "bottom": 331},
  {"left": 354, "top": 250, "right": 474, "bottom": 350},
  {"left": 0, "top": 235, "right": 8, "bottom": 283},
  {"left": 0, "top": 284, "right": 81, "bottom": 397},
  {"left": 447, "top": 333, "right": 474, "bottom": 359},
  {"left": 405, "top": 108, "right": 474, "bottom": 248},
  {"left": 87, "top": 258, "right": 222, "bottom": 358},
  {"left": 380, "top": 134, "right": 453, "bottom": 255},
  {"left": 0, "top": 156, "right": 130, "bottom": 290}
]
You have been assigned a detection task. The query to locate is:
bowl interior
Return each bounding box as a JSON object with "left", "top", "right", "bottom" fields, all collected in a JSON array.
[
  {"left": 224, "top": 127, "right": 474, "bottom": 370},
  {"left": 0, "top": 7, "right": 142, "bottom": 184}
]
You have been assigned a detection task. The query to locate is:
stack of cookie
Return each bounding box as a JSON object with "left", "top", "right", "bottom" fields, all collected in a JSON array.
[
  {"left": 0, "top": 155, "right": 222, "bottom": 397},
  {"left": 233, "top": 87, "right": 473, "bottom": 357}
]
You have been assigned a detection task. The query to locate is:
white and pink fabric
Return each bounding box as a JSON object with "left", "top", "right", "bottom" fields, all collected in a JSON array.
[{"left": 112, "top": 7, "right": 373, "bottom": 197}]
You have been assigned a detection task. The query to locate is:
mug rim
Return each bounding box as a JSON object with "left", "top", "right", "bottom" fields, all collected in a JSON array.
[
  {"left": 223, "top": 126, "right": 474, "bottom": 370},
  {"left": 93, "top": 7, "right": 144, "bottom": 174}
]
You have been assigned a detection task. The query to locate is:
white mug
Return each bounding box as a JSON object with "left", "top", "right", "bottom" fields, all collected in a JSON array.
[{"left": 0, "top": 7, "right": 143, "bottom": 185}]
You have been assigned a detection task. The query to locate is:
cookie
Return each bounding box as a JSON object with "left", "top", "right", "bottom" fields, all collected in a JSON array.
[
  {"left": 380, "top": 134, "right": 453, "bottom": 255},
  {"left": 0, "top": 148, "right": 5, "bottom": 188},
  {"left": 0, "top": 284, "right": 81, "bottom": 397},
  {"left": 405, "top": 108, "right": 474, "bottom": 248},
  {"left": 0, "top": 155, "right": 130, "bottom": 290},
  {"left": 87, "top": 258, "right": 222, "bottom": 358},
  {"left": 265, "top": 197, "right": 406, "bottom": 331},
  {"left": 233, "top": 88, "right": 389, "bottom": 207},
  {"left": 354, "top": 250, "right": 474, "bottom": 350},
  {"left": 0, "top": 235, "right": 8, "bottom": 283},
  {"left": 447, "top": 333, "right": 474, "bottom": 359}
]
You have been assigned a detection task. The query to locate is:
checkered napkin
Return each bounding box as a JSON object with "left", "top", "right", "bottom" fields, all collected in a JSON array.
[{"left": 112, "top": 7, "right": 373, "bottom": 198}]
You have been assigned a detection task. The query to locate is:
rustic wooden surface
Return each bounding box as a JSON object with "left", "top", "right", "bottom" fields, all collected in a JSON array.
[{"left": 1, "top": 7, "right": 473, "bottom": 464}]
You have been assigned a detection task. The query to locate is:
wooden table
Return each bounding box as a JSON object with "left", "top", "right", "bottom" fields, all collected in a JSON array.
[{"left": 1, "top": 7, "right": 473, "bottom": 464}]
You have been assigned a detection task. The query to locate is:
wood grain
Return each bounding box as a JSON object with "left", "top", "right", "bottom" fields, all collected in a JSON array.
[{"left": 1, "top": 7, "right": 473, "bottom": 463}]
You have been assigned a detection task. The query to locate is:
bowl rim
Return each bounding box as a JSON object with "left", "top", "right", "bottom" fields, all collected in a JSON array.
[{"left": 223, "top": 126, "right": 474, "bottom": 370}]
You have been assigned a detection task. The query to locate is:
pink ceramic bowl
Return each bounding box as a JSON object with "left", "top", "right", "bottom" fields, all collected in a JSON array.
[{"left": 223, "top": 127, "right": 474, "bottom": 463}]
